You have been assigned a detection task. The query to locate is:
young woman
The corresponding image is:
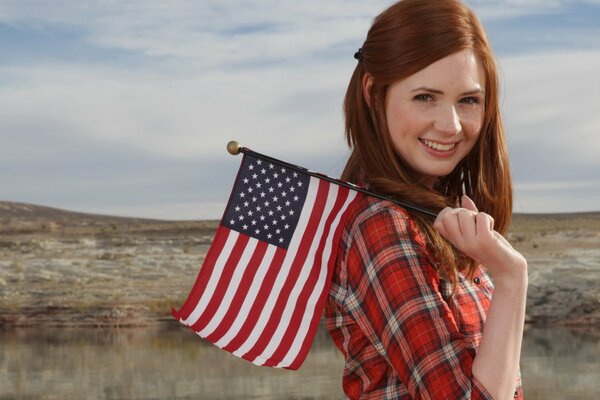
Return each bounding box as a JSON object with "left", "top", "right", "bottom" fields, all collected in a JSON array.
[{"left": 324, "top": 0, "right": 527, "bottom": 398}]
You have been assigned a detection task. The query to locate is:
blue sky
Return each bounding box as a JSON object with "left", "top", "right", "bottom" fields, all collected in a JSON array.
[{"left": 1, "top": 0, "right": 599, "bottom": 219}]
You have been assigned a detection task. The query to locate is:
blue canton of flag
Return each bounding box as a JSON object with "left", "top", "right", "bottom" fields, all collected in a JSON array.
[{"left": 222, "top": 155, "right": 310, "bottom": 249}]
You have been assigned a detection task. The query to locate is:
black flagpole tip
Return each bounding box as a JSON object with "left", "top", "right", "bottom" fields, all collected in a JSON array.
[{"left": 227, "top": 140, "right": 242, "bottom": 155}]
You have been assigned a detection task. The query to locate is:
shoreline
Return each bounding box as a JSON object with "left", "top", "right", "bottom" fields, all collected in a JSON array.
[{"left": 1, "top": 201, "right": 599, "bottom": 329}]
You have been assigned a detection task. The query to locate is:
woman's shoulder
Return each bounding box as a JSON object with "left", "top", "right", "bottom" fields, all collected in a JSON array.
[{"left": 343, "top": 195, "right": 424, "bottom": 245}]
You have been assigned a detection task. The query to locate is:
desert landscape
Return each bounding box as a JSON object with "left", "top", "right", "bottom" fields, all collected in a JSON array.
[{"left": 0, "top": 200, "right": 599, "bottom": 328}]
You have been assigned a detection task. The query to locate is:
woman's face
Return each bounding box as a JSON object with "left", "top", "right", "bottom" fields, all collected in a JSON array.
[{"left": 383, "top": 50, "right": 485, "bottom": 187}]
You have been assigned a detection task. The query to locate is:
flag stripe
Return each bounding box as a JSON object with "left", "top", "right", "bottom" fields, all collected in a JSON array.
[
  {"left": 173, "top": 225, "right": 231, "bottom": 321},
  {"left": 280, "top": 187, "right": 358, "bottom": 369},
  {"left": 221, "top": 247, "right": 287, "bottom": 353},
  {"left": 255, "top": 181, "right": 342, "bottom": 365},
  {"left": 209, "top": 243, "right": 277, "bottom": 346},
  {"left": 198, "top": 238, "right": 264, "bottom": 337},
  {"left": 267, "top": 185, "right": 352, "bottom": 367},
  {"left": 186, "top": 231, "right": 247, "bottom": 328},
  {"left": 232, "top": 177, "right": 327, "bottom": 360}
]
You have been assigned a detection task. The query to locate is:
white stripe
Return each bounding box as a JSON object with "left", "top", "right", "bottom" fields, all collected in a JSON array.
[
  {"left": 276, "top": 189, "right": 358, "bottom": 368},
  {"left": 197, "top": 238, "right": 259, "bottom": 337},
  {"left": 183, "top": 230, "right": 239, "bottom": 326},
  {"left": 232, "top": 177, "right": 320, "bottom": 359},
  {"left": 253, "top": 180, "right": 339, "bottom": 365},
  {"left": 213, "top": 244, "right": 277, "bottom": 347}
]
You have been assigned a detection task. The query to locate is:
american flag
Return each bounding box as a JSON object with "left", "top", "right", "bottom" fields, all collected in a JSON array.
[{"left": 172, "top": 152, "right": 362, "bottom": 369}]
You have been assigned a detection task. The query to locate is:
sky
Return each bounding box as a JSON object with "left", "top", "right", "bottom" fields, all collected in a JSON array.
[{"left": 0, "top": 0, "right": 599, "bottom": 220}]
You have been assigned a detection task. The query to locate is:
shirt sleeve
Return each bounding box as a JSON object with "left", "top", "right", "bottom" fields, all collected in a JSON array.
[{"left": 342, "top": 205, "right": 493, "bottom": 400}]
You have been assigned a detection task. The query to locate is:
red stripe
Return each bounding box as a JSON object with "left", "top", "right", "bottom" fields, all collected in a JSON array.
[
  {"left": 222, "top": 247, "right": 287, "bottom": 352},
  {"left": 289, "top": 190, "right": 361, "bottom": 369},
  {"left": 265, "top": 185, "right": 350, "bottom": 367},
  {"left": 189, "top": 233, "right": 250, "bottom": 332},
  {"left": 204, "top": 240, "right": 269, "bottom": 343},
  {"left": 172, "top": 226, "right": 231, "bottom": 321},
  {"left": 242, "top": 178, "right": 330, "bottom": 363}
]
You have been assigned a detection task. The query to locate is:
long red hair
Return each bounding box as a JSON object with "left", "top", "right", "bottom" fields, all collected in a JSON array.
[{"left": 342, "top": 0, "right": 512, "bottom": 283}]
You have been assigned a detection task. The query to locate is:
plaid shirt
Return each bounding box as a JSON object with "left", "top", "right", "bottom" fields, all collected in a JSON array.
[{"left": 325, "top": 196, "right": 523, "bottom": 399}]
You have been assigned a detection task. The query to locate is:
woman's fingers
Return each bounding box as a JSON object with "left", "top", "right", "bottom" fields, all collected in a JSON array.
[{"left": 461, "top": 195, "right": 478, "bottom": 212}]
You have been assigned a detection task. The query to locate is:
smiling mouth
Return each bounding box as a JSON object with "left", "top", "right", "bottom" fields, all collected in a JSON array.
[{"left": 420, "top": 139, "right": 457, "bottom": 151}]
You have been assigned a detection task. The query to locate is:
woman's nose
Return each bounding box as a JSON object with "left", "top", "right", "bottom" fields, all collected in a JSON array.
[{"left": 433, "top": 105, "right": 461, "bottom": 135}]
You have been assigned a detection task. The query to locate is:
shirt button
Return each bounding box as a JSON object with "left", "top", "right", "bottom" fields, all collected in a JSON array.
[{"left": 473, "top": 277, "right": 481, "bottom": 284}]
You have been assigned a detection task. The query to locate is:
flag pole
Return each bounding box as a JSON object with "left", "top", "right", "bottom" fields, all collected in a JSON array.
[{"left": 226, "top": 141, "right": 438, "bottom": 218}]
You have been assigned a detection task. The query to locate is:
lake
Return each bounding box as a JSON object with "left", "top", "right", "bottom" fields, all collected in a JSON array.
[{"left": 0, "top": 324, "right": 598, "bottom": 399}]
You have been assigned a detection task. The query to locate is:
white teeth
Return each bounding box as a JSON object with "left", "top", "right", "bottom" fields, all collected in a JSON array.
[{"left": 422, "top": 139, "right": 456, "bottom": 151}]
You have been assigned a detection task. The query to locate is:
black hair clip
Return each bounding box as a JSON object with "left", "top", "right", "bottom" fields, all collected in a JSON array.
[{"left": 354, "top": 48, "right": 363, "bottom": 61}]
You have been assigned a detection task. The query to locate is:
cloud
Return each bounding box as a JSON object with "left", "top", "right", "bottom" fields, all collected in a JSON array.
[{"left": 1, "top": 1, "right": 599, "bottom": 218}]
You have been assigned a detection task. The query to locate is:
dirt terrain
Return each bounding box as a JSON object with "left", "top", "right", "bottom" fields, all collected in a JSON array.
[{"left": 1, "top": 201, "right": 599, "bottom": 327}]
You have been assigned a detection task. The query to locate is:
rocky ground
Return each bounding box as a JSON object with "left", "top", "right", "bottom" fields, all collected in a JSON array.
[{"left": 0, "top": 201, "right": 599, "bottom": 328}]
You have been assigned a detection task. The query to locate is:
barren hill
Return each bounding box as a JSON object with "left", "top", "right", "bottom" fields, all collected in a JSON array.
[{"left": 0, "top": 201, "right": 218, "bottom": 236}]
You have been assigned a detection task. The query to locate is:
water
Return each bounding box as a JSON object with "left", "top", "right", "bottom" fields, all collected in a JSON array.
[{"left": 0, "top": 324, "right": 598, "bottom": 399}]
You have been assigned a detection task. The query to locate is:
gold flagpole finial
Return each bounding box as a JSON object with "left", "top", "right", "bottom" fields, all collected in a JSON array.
[{"left": 227, "top": 140, "right": 241, "bottom": 155}]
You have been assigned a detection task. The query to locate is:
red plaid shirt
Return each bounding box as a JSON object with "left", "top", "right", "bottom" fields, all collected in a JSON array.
[{"left": 325, "top": 196, "right": 523, "bottom": 399}]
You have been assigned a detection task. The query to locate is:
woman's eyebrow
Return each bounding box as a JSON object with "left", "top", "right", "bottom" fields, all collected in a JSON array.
[{"left": 411, "top": 86, "right": 485, "bottom": 96}]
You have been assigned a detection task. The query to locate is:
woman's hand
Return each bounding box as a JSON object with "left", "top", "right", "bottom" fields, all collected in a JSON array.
[{"left": 433, "top": 195, "right": 526, "bottom": 284}]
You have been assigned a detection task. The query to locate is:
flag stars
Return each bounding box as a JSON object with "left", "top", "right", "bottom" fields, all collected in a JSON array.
[
  {"left": 294, "top": 196, "right": 299, "bottom": 201},
  {"left": 249, "top": 164, "right": 254, "bottom": 170},
  {"left": 289, "top": 210, "right": 294, "bottom": 216},
  {"left": 256, "top": 182, "right": 262, "bottom": 188},
  {"left": 230, "top": 219, "right": 235, "bottom": 225},
  {"left": 247, "top": 210, "right": 253, "bottom": 216},
  {"left": 285, "top": 201, "right": 291, "bottom": 207},
  {"left": 240, "top": 192, "right": 245, "bottom": 198},
  {"left": 252, "top": 173, "right": 258, "bottom": 179},
  {"left": 243, "top": 224, "right": 248, "bottom": 230},
  {"left": 293, "top": 172, "right": 298, "bottom": 178},
  {"left": 251, "top": 220, "right": 257, "bottom": 225},
  {"left": 235, "top": 206, "right": 241, "bottom": 212},
  {"left": 243, "top": 178, "right": 249, "bottom": 184},
  {"left": 260, "top": 192, "right": 266, "bottom": 198},
  {"left": 244, "top": 201, "right": 249, "bottom": 207},
  {"left": 238, "top": 215, "right": 245, "bottom": 221},
  {"left": 297, "top": 181, "right": 303, "bottom": 187},
  {"left": 261, "top": 168, "right": 266, "bottom": 174},
  {"left": 269, "top": 163, "right": 274, "bottom": 169},
  {"left": 274, "top": 173, "right": 279, "bottom": 179},
  {"left": 284, "top": 224, "right": 290, "bottom": 229}
]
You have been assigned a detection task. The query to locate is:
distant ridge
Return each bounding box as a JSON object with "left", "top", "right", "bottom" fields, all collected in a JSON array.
[
  {"left": 0, "top": 201, "right": 217, "bottom": 235},
  {"left": 0, "top": 201, "right": 164, "bottom": 224}
]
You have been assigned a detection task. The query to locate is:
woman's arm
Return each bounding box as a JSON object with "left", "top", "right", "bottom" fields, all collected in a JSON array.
[{"left": 434, "top": 196, "right": 527, "bottom": 399}]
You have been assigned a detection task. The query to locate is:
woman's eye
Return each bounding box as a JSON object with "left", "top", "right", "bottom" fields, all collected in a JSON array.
[
  {"left": 460, "top": 96, "right": 480, "bottom": 105},
  {"left": 414, "top": 94, "right": 434, "bottom": 102}
]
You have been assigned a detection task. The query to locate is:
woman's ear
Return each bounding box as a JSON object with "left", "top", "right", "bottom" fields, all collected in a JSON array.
[{"left": 361, "top": 73, "right": 374, "bottom": 108}]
